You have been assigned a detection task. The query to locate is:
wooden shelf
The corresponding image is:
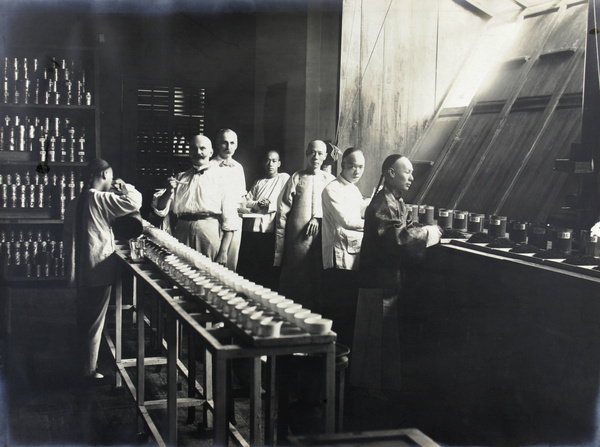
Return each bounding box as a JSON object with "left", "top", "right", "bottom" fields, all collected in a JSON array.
[
  {"left": 0, "top": 209, "right": 54, "bottom": 220},
  {"left": 0, "top": 218, "right": 62, "bottom": 224},
  {"left": 0, "top": 158, "right": 87, "bottom": 167},
  {"left": 0, "top": 103, "right": 96, "bottom": 110}
]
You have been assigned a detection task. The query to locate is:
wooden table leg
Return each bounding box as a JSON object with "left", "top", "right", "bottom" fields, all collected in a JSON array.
[
  {"left": 115, "top": 268, "right": 123, "bottom": 388},
  {"left": 264, "top": 356, "right": 277, "bottom": 446},
  {"left": 167, "top": 312, "right": 178, "bottom": 446},
  {"left": 250, "top": 356, "right": 262, "bottom": 446},
  {"left": 187, "top": 332, "right": 196, "bottom": 424},
  {"left": 324, "top": 343, "right": 336, "bottom": 434},
  {"left": 214, "top": 355, "right": 228, "bottom": 447},
  {"left": 203, "top": 323, "right": 213, "bottom": 429},
  {"left": 136, "top": 281, "right": 146, "bottom": 434}
]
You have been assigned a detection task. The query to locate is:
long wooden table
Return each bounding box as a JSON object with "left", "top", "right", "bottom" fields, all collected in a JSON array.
[{"left": 107, "top": 246, "right": 336, "bottom": 447}]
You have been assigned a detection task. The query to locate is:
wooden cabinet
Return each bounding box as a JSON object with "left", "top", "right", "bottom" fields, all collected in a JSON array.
[{"left": 0, "top": 46, "right": 100, "bottom": 281}]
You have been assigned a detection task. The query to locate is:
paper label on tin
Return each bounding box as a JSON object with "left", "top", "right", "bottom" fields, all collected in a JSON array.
[
  {"left": 558, "top": 232, "right": 570, "bottom": 239},
  {"left": 439, "top": 210, "right": 448, "bottom": 217},
  {"left": 419, "top": 208, "right": 426, "bottom": 214},
  {"left": 469, "top": 216, "right": 481, "bottom": 222},
  {"left": 514, "top": 224, "right": 526, "bottom": 230},
  {"left": 491, "top": 218, "right": 501, "bottom": 225},
  {"left": 455, "top": 214, "right": 465, "bottom": 220}
]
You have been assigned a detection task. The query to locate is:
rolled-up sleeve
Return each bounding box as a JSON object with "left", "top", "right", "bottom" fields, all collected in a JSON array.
[{"left": 152, "top": 188, "right": 172, "bottom": 218}]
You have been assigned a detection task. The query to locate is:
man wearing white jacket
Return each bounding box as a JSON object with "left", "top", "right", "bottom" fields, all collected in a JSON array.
[
  {"left": 321, "top": 147, "right": 369, "bottom": 348},
  {"left": 64, "top": 158, "right": 142, "bottom": 379}
]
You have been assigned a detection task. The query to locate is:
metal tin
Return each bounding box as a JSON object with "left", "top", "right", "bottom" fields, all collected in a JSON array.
[
  {"left": 488, "top": 215, "right": 507, "bottom": 238},
  {"left": 509, "top": 221, "right": 528, "bottom": 243},
  {"left": 467, "top": 213, "right": 483, "bottom": 233},
  {"left": 453, "top": 210, "right": 467, "bottom": 231},
  {"left": 437, "top": 208, "right": 453, "bottom": 229}
]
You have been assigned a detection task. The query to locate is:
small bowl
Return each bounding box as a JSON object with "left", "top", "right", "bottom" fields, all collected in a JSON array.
[
  {"left": 293, "top": 309, "right": 314, "bottom": 326},
  {"left": 259, "top": 318, "right": 283, "bottom": 338},
  {"left": 267, "top": 295, "right": 286, "bottom": 311},
  {"left": 240, "top": 306, "right": 258, "bottom": 328},
  {"left": 250, "top": 313, "right": 268, "bottom": 333},
  {"left": 231, "top": 301, "right": 249, "bottom": 321},
  {"left": 303, "top": 317, "right": 333, "bottom": 335},
  {"left": 283, "top": 304, "right": 303, "bottom": 322},
  {"left": 297, "top": 312, "right": 322, "bottom": 329},
  {"left": 276, "top": 299, "right": 297, "bottom": 316},
  {"left": 224, "top": 297, "right": 245, "bottom": 316}
]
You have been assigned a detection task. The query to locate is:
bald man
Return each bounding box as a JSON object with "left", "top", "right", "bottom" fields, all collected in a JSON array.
[
  {"left": 152, "top": 134, "right": 240, "bottom": 264},
  {"left": 210, "top": 128, "right": 247, "bottom": 271},
  {"left": 275, "top": 140, "right": 335, "bottom": 311},
  {"left": 321, "top": 147, "right": 370, "bottom": 349}
]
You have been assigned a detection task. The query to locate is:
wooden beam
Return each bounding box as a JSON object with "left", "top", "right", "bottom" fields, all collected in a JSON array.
[{"left": 456, "top": 0, "right": 495, "bottom": 18}]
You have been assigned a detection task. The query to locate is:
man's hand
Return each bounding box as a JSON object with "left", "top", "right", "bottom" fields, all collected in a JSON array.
[
  {"left": 425, "top": 224, "right": 443, "bottom": 247},
  {"left": 258, "top": 198, "right": 270, "bottom": 209},
  {"left": 215, "top": 250, "right": 228, "bottom": 266},
  {"left": 306, "top": 217, "right": 320, "bottom": 237},
  {"left": 112, "top": 178, "right": 128, "bottom": 195},
  {"left": 166, "top": 177, "right": 178, "bottom": 191}
]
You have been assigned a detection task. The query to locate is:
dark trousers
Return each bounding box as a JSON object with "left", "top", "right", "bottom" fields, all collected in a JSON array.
[
  {"left": 238, "top": 231, "right": 279, "bottom": 290},
  {"left": 321, "top": 268, "right": 359, "bottom": 351}
]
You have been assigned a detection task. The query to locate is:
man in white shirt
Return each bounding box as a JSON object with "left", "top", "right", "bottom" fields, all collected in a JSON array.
[
  {"left": 211, "top": 128, "right": 246, "bottom": 271},
  {"left": 321, "top": 147, "right": 369, "bottom": 348},
  {"left": 64, "top": 158, "right": 143, "bottom": 379},
  {"left": 152, "top": 134, "right": 239, "bottom": 265},
  {"left": 238, "top": 150, "right": 290, "bottom": 288}
]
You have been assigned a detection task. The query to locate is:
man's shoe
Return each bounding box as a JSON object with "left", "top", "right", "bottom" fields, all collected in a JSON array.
[{"left": 85, "top": 371, "right": 104, "bottom": 380}]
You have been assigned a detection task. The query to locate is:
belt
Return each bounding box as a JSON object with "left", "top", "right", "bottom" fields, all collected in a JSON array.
[{"left": 178, "top": 212, "right": 220, "bottom": 221}]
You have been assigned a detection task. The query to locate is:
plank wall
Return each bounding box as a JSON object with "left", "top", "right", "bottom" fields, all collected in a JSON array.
[
  {"left": 337, "top": 0, "right": 487, "bottom": 197},
  {"left": 411, "top": 0, "right": 587, "bottom": 223}
]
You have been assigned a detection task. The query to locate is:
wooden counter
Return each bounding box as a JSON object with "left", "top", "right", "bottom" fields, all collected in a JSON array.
[{"left": 397, "top": 240, "right": 600, "bottom": 445}]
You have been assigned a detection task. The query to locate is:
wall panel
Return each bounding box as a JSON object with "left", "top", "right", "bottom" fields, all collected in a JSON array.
[
  {"left": 499, "top": 108, "right": 582, "bottom": 220},
  {"left": 457, "top": 111, "right": 541, "bottom": 212},
  {"left": 337, "top": 0, "right": 486, "bottom": 196},
  {"left": 421, "top": 113, "right": 498, "bottom": 208}
]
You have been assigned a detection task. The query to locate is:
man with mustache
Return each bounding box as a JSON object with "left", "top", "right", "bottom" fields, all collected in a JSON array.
[{"left": 152, "top": 134, "right": 239, "bottom": 265}]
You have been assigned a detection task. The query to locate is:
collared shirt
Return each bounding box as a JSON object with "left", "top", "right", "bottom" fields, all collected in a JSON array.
[
  {"left": 64, "top": 184, "right": 143, "bottom": 287},
  {"left": 322, "top": 175, "right": 369, "bottom": 270},
  {"left": 151, "top": 165, "right": 240, "bottom": 232},
  {"left": 210, "top": 155, "right": 247, "bottom": 208},
  {"left": 243, "top": 172, "right": 290, "bottom": 233}
]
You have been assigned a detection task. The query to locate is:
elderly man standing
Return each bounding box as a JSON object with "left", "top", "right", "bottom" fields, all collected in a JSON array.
[
  {"left": 275, "top": 140, "right": 335, "bottom": 311},
  {"left": 238, "top": 150, "right": 290, "bottom": 288},
  {"left": 211, "top": 128, "right": 246, "bottom": 271},
  {"left": 321, "top": 147, "right": 369, "bottom": 349},
  {"left": 350, "top": 154, "right": 442, "bottom": 396},
  {"left": 152, "top": 134, "right": 239, "bottom": 265}
]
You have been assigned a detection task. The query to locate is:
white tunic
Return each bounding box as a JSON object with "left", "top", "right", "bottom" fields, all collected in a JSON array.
[
  {"left": 321, "top": 175, "right": 368, "bottom": 270},
  {"left": 243, "top": 172, "right": 290, "bottom": 233},
  {"left": 64, "top": 184, "right": 143, "bottom": 287}
]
